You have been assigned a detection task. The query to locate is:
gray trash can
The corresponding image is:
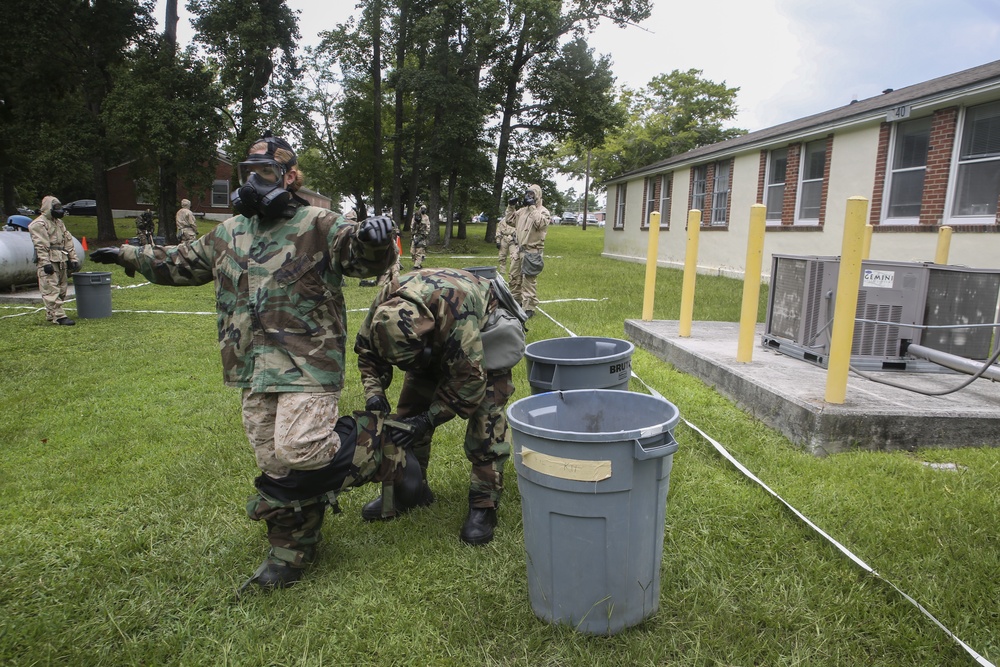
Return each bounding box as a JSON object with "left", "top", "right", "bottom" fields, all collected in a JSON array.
[
  {"left": 525, "top": 336, "right": 634, "bottom": 394},
  {"left": 462, "top": 265, "right": 497, "bottom": 279},
  {"left": 508, "top": 389, "right": 680, "bottom": 635},
  {"left": 72, "top": 272, "right": 112, "bottom": 319}
]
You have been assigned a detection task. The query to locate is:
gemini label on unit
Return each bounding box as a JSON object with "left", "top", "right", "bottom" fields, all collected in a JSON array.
[{"left": 862, "top": 269, "right": 895, "bottom": 289}]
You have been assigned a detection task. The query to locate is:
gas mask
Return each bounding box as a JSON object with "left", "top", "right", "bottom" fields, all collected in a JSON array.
[
  {"left": 51, "top": 206, "right": 66, "bottom": 219},
  {"left": 230, "top": 130, "right": 298, "bottom": 219},
  {"left": 231, "top": 157, "right": 291, "bottom": 218},
  {"left": 523, "top": 191, "right": 536, "bottom": 207}
]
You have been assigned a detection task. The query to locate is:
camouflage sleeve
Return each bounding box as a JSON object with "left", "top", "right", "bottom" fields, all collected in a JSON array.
[
  {"left": 119, "top": 235, "right": 214, "bottom": 286},
  {"left": 331, "top": 220, "right": 398, "bottom": 279},
  {"left": 427, "top": 316, "right": 487, "bottom": 424},
  {"left": 354, "top": 306, "right": 395, "bottom": 399},
  {"left": 28, "top": 222, "right": 51, "bottom": 264}
]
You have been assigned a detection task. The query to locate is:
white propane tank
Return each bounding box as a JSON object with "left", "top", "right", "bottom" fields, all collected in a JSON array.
[{"left": 0, "top": 230, "right": 86, "bottom": 289}]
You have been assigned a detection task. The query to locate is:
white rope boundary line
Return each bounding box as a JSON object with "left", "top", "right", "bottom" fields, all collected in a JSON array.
[{"left": 543, "top": 308, "right": 993, "bottom": 666}]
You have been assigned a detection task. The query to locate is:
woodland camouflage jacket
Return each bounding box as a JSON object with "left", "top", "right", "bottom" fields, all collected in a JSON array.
[
  {"left": 355, "top": 268, "right": 493, "bottom": 426},
  {"left": 119, "top": 203, "right": 396, "bottom": 392}
]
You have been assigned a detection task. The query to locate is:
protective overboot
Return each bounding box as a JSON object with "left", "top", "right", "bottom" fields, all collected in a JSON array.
[
  {"left": 459, "top": 506, "right": 498, "bottom": 546},
  {"left": 56, "top": 317, "right": 76, "bottom": 326},
  {"left": 249, "top": 558, "right": 304, "bottom": 590},
  {"left": 361, "top": 449, "right": 435, "bottom": 521}
]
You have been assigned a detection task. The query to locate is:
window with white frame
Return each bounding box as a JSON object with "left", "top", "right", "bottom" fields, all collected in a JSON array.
[
  {"left": 797, "top": 140, "right": 827, "bottom": 221},
  {"left": 212, "top": 180, "right": 229, "bottom": 207},
  {"left": 885, "top": 117, "right": 930, "bottom": 221},
  {"left": 710, "top": 160, "right": 731, "bottom": 225},
  {"left": 765, "top": 148, "right": 787, "bottom": 221},
  {"left": 643, "top": 175, "right": 659, "bottom": 229},
  {"left": 614, "top": 183, "right": 627, "bottom": 229},
  {"left": 659, "top": 173, "right": 672, "bottom": 228},
  {"left": 690, "top": 165, "right": 706, "bottom": 213},
  {"left": 951, "top": 100, "right": 1000, "bottom": 220}
]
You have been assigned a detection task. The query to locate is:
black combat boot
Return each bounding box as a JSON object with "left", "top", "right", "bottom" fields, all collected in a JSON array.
[
  {"left": 459, "top": 506, "right": 497, "bottom": 546},
  {"left": 56, "top": 317, "right": 75, "bottom": 326}
]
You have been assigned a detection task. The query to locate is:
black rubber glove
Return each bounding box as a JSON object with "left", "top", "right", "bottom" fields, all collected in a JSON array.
[
  {"left": 496, "top": 241, "right": 501, "bottom": 249},
  {"left": 89, "top": 248, "right": 121, "bottom": 264},
  {"left": 357, "top": 215, "right": 394, "bottom": 246},
  {"left": 365, "top": 394, "right": 391, "bottom": 414},
  {"left": 42, "top": 264, "right": 55, "bottom": 275},
  {"left": 68, "top": 260, "right": 80, "bottom": 272},
  {"left": 387, "top": 413, "right": 433, "bottom": 449}
]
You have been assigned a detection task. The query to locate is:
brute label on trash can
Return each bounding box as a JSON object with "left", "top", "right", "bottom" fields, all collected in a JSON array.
[
  {"left": 525, "top": 336, "right": 634, "bottom": 394},
  {"left": 507, "top": 389, "right": 680, "bottom": 635},
  {"left": 71, "top": 272, "right": 112, "bottom": 319}
]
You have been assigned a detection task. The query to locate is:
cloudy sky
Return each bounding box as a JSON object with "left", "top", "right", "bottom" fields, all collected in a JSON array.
[{"left": 160, "top": 0, "right": 1000, "bottom": 133}]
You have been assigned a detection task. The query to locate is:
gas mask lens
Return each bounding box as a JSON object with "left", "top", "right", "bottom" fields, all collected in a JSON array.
[{"left": 237, "top": 160, "right": 286, "bottom": 186}]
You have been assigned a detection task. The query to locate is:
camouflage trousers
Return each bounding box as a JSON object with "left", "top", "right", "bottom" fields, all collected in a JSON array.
[
  {"left": 396, "top": 368, "right": 515, "bottom": 508},
  {"left": 241, "top": 390, "right": 344, "bottom": 478},
  {"left": 497, "top": 234, "right": 518, "bottom": 279},
  {"left": 245, "top": 407, "right": 408, "bottom": 567},
  {"left": 36, "top": 262, "right": 70, "bottom": 322},
  {"left": 178, "top": 228, "right": 197, "bottom": 243},
  {"left": 410, "top": 241, "right": 426, "bottom": 269}
]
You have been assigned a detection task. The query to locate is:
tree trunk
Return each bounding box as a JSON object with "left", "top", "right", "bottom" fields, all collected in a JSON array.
[
  {"left": 391, "top": 0, "right": 408, "bottom": 227},
  {"left": 92, "top": 154, "right": 116, "bottom": 242},
  {"left": 371, "top": 0, "right": 383, "bottom": 214},
  {"left": 488, "top": 26, "right": 528, "bottom": 244},
  {"left": 158, "top": 157, "right": 178, "bottom": 243},
  {"left": 428, "top": 174, "right": 441, "bottom": 246}
]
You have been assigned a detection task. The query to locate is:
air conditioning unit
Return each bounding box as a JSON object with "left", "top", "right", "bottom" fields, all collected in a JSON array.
[{"left": 762, "top": 254, "right": 1000, "bottom": 371}]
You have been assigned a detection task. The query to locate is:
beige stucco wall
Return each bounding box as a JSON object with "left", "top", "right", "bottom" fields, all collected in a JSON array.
[{"left": 604, "top": 121, "right": 999, "bottom": 280}]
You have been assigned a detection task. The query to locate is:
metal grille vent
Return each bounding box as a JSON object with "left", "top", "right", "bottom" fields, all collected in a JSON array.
[{"left": 852, "top": 293, "right": 902, "bottom": 357}]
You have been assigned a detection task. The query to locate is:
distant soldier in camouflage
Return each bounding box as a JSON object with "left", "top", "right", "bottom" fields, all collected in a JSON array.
[
  {"left": 495, "top": 197, "right": 519, "bottom": 280},
  {"left": 355, "top": 268, "right": 519, "bottom": 546},
  {"left": 135, "top": 209, "right": 155, "bottom": 246},
  {"left": 175, "top": 198, "right": 199, "bottom": 243},
  {"left": 410, "top": 206, "right": 430, "bottom": 269},
  {"left": 510, "top": 184, "right": 550, "bottom": 319},
  {"left": 90, "top": 131, "right": 401, "bottom": 591},
  {"left": 29, "top": 195, "right": 80, "bottom": 326}
]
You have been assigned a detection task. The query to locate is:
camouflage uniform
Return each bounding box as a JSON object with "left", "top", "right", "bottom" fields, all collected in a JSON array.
[
  {"left": 355, "top": 268, "right": 516, "bottom": 512},
  {"left": 410, "top": 211, "right": 430, "bottom": 269},
  {"left": 175, "top": 199, "right": 199, "bottom": 243},
  {"left": 115, "top": 195, "right": 398, "bottom": 577},
  {"left": 510, "top": 184, "right": 550, "bottom": 315},
  {"left": 29, "top": 196, "right": 79, "bottom": 324},
  {"left": 135, "top": 210, "right": 155, "bottom": 246},
  {"left": 496, "top": 204, "right": 519, "bottom": 280}
]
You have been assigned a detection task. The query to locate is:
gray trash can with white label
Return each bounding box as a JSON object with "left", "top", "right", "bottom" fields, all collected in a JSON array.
[
  {"left": 525, "top": 336, "right": 634, "bottom": 394},
  {"left": 508, "top": 389, "right": 680, "bottom": 635},
  {"left": 71, "top": 272, "right": 112, "bottom": 319}
]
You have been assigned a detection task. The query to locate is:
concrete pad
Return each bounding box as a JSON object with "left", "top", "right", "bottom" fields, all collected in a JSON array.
[{"left": 626, "top": 319, "right": 1000, "bottom": 456}]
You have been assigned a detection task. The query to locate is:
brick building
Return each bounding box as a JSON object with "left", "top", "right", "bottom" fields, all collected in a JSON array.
[{"left": 604, "top": 59, "right": 1000, "bottom": 278}]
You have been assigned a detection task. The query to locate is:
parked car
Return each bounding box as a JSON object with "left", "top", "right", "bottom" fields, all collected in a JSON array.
[
  {"left": 63, "top": 199, "right": 98, "bottom": 216},
  {"left": 560, "top": 212, "right": 576, "bottom": 224},
  {"left": 16, "top": 205, "right": 36, "bottom": 216}
]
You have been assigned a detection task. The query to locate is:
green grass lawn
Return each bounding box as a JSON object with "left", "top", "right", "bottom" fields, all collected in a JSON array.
[{"left": 0, "top": 222, "right": 996, "bottom": 666}]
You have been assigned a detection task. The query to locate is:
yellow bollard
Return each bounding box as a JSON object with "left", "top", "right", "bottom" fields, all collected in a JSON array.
[
  {"left": 678, "top": 210, "right": 702, "bottom": 337},
  {"left": 825, "top": 197, "right": 869, "bottom": 404},
  {"left": 862, "top": 223, "right": 873, "bottom": 260},
  {"left": 642, "top": 211, "right": 661, "bottom": 321},
  {"left": 935, "top": 226, "right": 952, "bottom": 264},
  {"left": 737, "top": 204, "right": 767, "bottom": 362}
]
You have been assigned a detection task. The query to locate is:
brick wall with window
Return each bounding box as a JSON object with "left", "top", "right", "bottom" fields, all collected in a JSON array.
[{"left": 920, "top": 107, "right": 958, "bottom": 226}]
